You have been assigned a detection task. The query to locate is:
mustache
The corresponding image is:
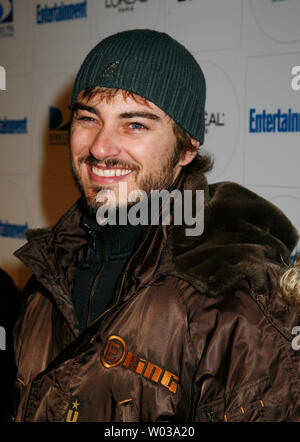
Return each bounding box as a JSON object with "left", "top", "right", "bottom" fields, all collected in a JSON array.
[{"left": 79, "top": 154, "right": 140, "bottom": 171}]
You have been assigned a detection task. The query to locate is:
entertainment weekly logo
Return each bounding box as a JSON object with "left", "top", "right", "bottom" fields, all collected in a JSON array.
[{"left": 95, "top": 183, "right": 204, "bottom": 237}]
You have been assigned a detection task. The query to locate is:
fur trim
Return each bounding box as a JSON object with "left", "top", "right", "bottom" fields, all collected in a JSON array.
[
  {"left": 18, "top": 168, "right": 299, "bottom": 299},
  {"left": 166, "top": 173, "right": 299, "bottom": 297}
]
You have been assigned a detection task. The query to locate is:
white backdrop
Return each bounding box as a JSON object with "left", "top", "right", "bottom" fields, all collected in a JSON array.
[{"left": 0, "top": 0, "right": 299, "bottom": 289}]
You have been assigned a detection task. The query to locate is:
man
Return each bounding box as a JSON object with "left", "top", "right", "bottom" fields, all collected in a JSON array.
[{"left": 11, "top": 29, "right": 300, "bottom": 422}]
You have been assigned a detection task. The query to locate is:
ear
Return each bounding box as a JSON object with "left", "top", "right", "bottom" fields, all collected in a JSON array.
[{"left": 178, "top": 138, "right": 200, "bottom": 166}]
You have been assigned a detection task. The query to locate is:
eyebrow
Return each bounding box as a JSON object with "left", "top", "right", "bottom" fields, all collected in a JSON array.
[
  {"left": 72, "top": 102, "right": 99, "bottom": 116},
  {"left": 72, "top": 102, "right": 161, "bottom": 121},
  {"left": 119, "top": 112, "right": 161, "bottom": 121}
]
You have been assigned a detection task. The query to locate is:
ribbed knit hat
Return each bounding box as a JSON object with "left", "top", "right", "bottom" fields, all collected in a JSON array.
[{"left": 71, "top": 29, "right": 206, "bottom": 144}]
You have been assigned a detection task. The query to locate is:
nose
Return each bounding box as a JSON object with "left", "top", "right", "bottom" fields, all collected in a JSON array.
[{"left": 89, "top": 125, "right": 121, "bottom": 160}]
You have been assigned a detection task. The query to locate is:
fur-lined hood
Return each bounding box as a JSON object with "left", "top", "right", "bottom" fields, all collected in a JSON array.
[
  {"left": 165, "top": 168, "right": 299, "bottom": 297},
  {"left": 17, "top": 168, "right": 299, "bottom": 300}
]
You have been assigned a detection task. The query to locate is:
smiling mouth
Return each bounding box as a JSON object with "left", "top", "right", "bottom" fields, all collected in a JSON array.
[{"left": 91, "top": 166, "right": 133, "bottom": 178}]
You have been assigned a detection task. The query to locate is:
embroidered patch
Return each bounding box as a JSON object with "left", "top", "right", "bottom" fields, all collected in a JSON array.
[
  {"left": 65, "top": 398, "right": 81, "bottom": 422},
  {"left": 100, "top": 335, "right": 180, "bottom": 394},
  {"left": 100, "top": 61, "right": 120, "bottom": 79}
]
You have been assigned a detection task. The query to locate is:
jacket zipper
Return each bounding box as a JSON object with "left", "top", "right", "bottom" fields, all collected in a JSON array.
[
  {"left": 87, "top": 271, "right": 127, "bottom": 330},
  {"left": 86, "top": 229, "right": 106, "bottom": 328},
  {"left": 86, "top": 262, "right": 105, "bottom": 327}
]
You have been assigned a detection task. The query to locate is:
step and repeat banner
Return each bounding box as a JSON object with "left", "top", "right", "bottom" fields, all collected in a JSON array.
[{"left": 0, "top": 0, "right": 299, "bottom": 288}]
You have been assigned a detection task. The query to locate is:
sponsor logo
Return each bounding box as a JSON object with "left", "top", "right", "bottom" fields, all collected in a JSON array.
[
  {"left": 101, "top": 335, "right": 180, "bottom": 394},
  {"left": 65, "top": 398, "right": 81, "bottom": 422},
  {"left": 291, "top": 66, "right": 300, "bottom": 91},
  {"left": 0, "top": 0, "right": 14, "bottom": 37},
  {"left": 49, "top": 106, "right": 70, "bottom": 145},
  {"left": 0, "top": 117, "right": 27, "bottom": 134},
  {"left": 36, "top": 0, "right": 87, "bottom": 25},
  {"left": 249, "top": 108, "right": 300, "bottom": 133},
  {"left": 105, "top": 0, "right": 148, "bottom": 13},
  {"left": 0, "top": 220, "right": 28, "bottom": 239},
  {"left": 0, "top": 0, "right": 12, "bottom": 23},
  {"left": 0, "top": 66, "right": 5, "bottom": 90},
  {"left": 205, "top": 111, "right": 225, "bottom": 134}
]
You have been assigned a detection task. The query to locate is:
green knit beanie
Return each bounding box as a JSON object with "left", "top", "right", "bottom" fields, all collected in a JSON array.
[{"left": 71, "top": 29, "right": 206, "bottom": 144}]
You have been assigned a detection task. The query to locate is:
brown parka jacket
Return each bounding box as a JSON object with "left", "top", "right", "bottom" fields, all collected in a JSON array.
[{"left": 12, "top": 168, "right": 300, "bottom": 422}]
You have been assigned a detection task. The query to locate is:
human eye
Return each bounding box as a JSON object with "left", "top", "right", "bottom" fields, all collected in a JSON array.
[
  {"left": 78, "top": 115, "right": 97, "bottom": 122},
  {"left": 73, "top": 109, "right": 97, "bottom": 123},
  {"left": 128, "top": 122, "right": 147, "bottom": 130}
]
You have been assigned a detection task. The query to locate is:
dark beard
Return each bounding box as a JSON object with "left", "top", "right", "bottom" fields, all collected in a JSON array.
[
  {"left": 70, "top": 148, "right": 180, "bottom": 218},
  {"left": 70, "top": 155, "right": 99, "bottom": 217}
]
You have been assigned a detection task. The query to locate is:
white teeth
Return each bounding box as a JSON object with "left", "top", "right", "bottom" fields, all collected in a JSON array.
[{"left": 92, "top": 167, "right": 132, "bottom": 177}]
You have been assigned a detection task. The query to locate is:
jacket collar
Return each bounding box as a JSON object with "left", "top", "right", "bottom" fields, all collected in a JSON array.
[
  {"left": 14, "top": 201, "right": 86, "bottom": 335},
  {"left": 165, "top": 167, "right": 299, "bottom": 297},
  {"left": 14, "top": 164, "right": 299, "bottom": 310}
]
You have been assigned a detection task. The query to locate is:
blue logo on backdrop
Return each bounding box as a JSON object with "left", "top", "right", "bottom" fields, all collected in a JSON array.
[
  {"left": 37, "top": 0, "right": 87, "bottom": 24},
  {"left": 0, "top": 220, "right": 28, "bottom": 239},
  {"left": 249, "top": 108, "right": 300, "bottom": 133},
  {"left": 0, "top": 0, "right": 14, "bottom": 37},
  {"left": 0, "top": 0, "right": 13, "bottom": 23},
  {"left": 0, "top": 117, "right": 27, "bottom": 134},
  {"left": 49, "top": 106, "right": 70, "bottom": 145}
]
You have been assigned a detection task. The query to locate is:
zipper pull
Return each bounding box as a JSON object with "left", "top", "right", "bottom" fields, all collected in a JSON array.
[
  {"left": 81, "top": 224, "right": 97, "bottom": 269},
  {"left": 117, "top": 272, "right": 127, "bottom": 300}
]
